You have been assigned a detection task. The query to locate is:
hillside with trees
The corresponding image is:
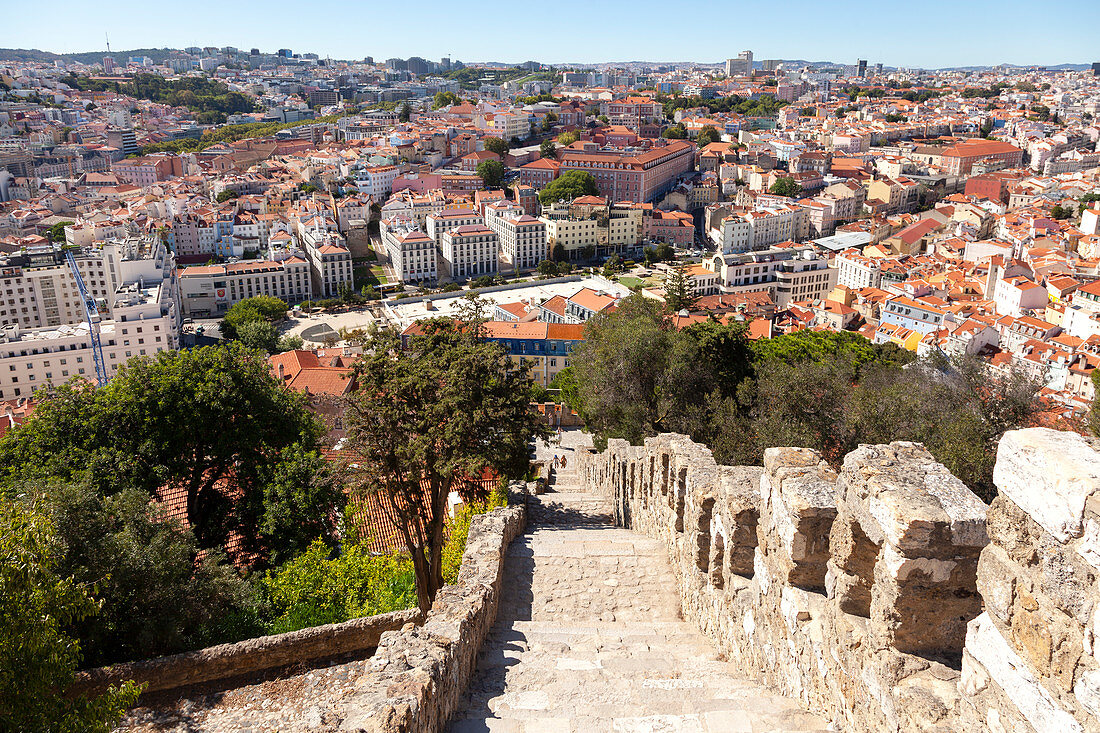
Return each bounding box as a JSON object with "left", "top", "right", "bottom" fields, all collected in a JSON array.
[{"left": 555, "top": 295, "right": 1043, "bottom": 502}]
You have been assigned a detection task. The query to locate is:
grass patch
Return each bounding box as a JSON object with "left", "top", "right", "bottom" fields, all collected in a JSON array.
[{"left": 354, "top": 264, "right": 389, "bottom": 288}]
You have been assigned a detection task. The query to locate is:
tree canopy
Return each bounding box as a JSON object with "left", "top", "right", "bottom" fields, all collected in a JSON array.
[
  {"left": 0, "top": 343, "right": 338, "bottom": 560},
  {"left": 0, "top": 496, "right": 142, "bottom": 731},
  {"left": 343, "top": 320, "right": 547, "bottom": 611},
  {"left": 566, "top": 302, "right": 1041, "bottom": 501},
  {"left": 220, "top": 295, "right": 288, "bottom": 340},
  {"left": 538, "top": 170, "right": 599, "bottom": 205},
  {"left": 769, "top": 177, "right": 802, "bottom": 198},
  {"left": 477, "top": 159, "right": 507, "bottom": 189},
  {"left": 482, "top": 137, "right": 509, "bottom": 157},
  {"left": 696, "top": 126, "right": 721, "bottom": 147}
]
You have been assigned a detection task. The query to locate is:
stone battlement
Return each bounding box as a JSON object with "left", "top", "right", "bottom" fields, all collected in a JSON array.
[{"left": 573, "top": 428, "right": 1100, "bottom": 733}]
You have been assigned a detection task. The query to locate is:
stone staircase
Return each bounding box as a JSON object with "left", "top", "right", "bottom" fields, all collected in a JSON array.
[{"left": 447, "top": 467, "right": 831, "bottom": 732}]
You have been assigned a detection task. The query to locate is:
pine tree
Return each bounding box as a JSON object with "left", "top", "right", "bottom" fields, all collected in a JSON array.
[{"left": 664, "top": 264, "right": 697, "bottom": 312}]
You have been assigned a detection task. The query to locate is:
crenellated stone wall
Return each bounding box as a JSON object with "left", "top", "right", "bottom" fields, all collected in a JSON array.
[{"left": 574, "top": 428, "right": 1100, "bottom": 733}]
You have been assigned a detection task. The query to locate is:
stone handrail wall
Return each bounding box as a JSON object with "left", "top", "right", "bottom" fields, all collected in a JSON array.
[
  {"left": 70, "top": 608, "right": 422, "bottom": 698},
  {"left": 335, "top": 486, "right": 527, "bottom": 732},
  {"left": 574, "top": 429, "right": 1100, "bottom": 733}
]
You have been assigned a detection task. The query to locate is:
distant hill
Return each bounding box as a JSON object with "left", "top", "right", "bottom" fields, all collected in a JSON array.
[{"left": 0, "top": 47, "right": 177, "bottom": 65}]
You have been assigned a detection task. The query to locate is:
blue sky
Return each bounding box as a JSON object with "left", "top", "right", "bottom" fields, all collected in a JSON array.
[{"left": 3, "top": 0, "right": 1097, "bottom": 68}]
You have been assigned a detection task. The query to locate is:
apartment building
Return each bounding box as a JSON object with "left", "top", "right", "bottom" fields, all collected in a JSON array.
[
  {"left": 381, "top": 218, "right": 438, "bottom": 284},
  {"left": 834, "top": 249, "right": 883, "bottom": 290},
  {"left": 484, "top": 321, "right": 583, "bottom": 386},
  {"left": 706, "top": 245, "right": 836, "bottom": 307},
  {"left": 939, "top": 140, "right": 1024, "bottom": 176},
  {"left": 712, "top": 204, "right": 809, "bottom": 254},
  {"left": 557, "top": 139, "right": 695, "bottom": 203},
  {"left": 0, "top": 236, "right": 174, "bottom": 330},
  {"left": 601, "top": 97, "right": 663, "bottom": 129},
  {"left": 0, "top": 236, "right": 181, "bottom": 400},
  {"left": 440, "top": 224, "right": 499, "bottom": 280},
  {"left": 425, "top": 208, "right": 482, "bottom": 242},
  {"left": 178, "top": 257, "right": 312, "bottom": 316},
  {"left": 539, "top": 198, "right": 644, "bottom": 259},
  {"left": 485, "top": 202, "right": 547, "bottom": 271}
]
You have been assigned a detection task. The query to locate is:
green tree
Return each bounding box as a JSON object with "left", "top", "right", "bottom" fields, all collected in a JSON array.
[
  {"left": 664, "top": 264, "right": 697, "bottom": 312},
  {"left": 477, "top": 159, "right": 507, "bottom": 189},
  {"left": 432, "top": 91, "right": 461, "bottom": 109},
  {"left": 568, "top": 296, "right": 743, "bottom": 445},
  {"left": 769, "top": 177, "right": 802, "bottom": 198},
  {"left": 1050, "top": 205, "right": 1072, "bottom": 220},
  {"left": 799, "top": 107, "right": 816, "bottom": 116},
  {"left": 556, "top": 130, "right": 579, "bottom": 146},
  {"left": 538, "top": 170, "right": 599, "bottom": 205},
  {"left": 398, "top": 103, "right": 411, "bottom": 122},
  {"left": 0, "top": 344, "right": 335, "bottom": 559},
  {"left": 237, "top": 319, "right": 279, "bottom": 353},
  {"left": 276, "top": 334, "right": 305, "bottom": 352},
  {"left": 540, "top": 139, "right": 557, "bottom": 159},
  {"left": 0, "top": 496, "right": 142, "bottom": 731},
  {"left": 537, "top": 259, "right": 558, "bottom": 277},
  {"left": 46, "top": 220, "right": 74, "bottom": 243},
  {"left": 221, "top": 295, "right": 288, "bottom": 339},
  {"left": 662, "top": 123, "right": 687, "bottom": 139},
  {"left": 42, "top": 483, "right": 260, "bottom": 666},
  {"left": 343, "top": 320, "right": 547, "bottom": 611},
  {"left": 482, "top": 136, "right": 508, "bottom": 157},
  {"left": 597, "top": 114, "right": 610, "bottom": 124},
  {"left": 259, "top": 540, "right": 415, "bottom": 634},
  {"left": 696, "top": 125, "right": 720, "bottom": 147}
]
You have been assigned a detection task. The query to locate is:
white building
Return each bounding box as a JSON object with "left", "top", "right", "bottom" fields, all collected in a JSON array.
[
  {"left": 440, "top": 224, "right": 499, "bottom": 280},
  {"left": 178, "top": 257, "right": 312, "bottom": 317},
  {"left": 706, "top": 245, "right": 835, "bottom": 307},
  {"left": 834, "top": 249, "right": 883, "bottom": 290},
  {"left": 381, "top": 218, "right": 438, "bottom": 284},
  {"left": 0, "top": 236, "right": 181, "bottom": 400},
  {"left": 486, "top": 203, "right": 547, "bottom": 271}
]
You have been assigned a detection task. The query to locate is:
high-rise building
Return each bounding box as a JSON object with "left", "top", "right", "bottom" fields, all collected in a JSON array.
[
  {"left": 874, "top": 62, "right": 883, "bottom": 76},
  {"left": 441, "top": 57, "right": 451, "bottom": 71},
  {"left": 102, "top": 56, "right": 116, "bottom": 74},
  {"left": 277, "top": 48, "right": 292, "bottom": 58},
  {"left": 857, "top": 59, "right": 868, "bottom": 78},
  {"left": 1093, "top": 62, "right": 1100, "bottom": 77},
  {"left": 762, "top": 59, "right": 781, "bottom": 72},
  {"left": 725, "top": 51, "right": 753, "bottom": 77},
  {"left": 250, "top": 48, "right": 260, "bottom": 56},
  {"left": 739, "top": 50, "right": 753, "bottom": 75}
]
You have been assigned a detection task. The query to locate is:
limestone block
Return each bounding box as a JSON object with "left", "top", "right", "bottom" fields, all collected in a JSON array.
[
  {"left": 833, "top": 442, "right": 987, "bottom": 656},
  {"left": 761, "top": 447, "right": 838, "bottom": 592},
  {"left": 994, "top": 428, "right": 1100, "bottom": 544},
  {"left": 963, "top": 612, "right": 1084, "bottom": 733},
  {"left": 717, "top": 465, "right": 763, "bottom": 576},
  {"left": 976, "top": 544, "right": 1018, "bottom": 627}
]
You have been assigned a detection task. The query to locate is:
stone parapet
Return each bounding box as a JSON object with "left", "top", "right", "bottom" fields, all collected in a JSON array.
[
  {"left": 575, "top": 429, "right": 1100, "bottom": 732},
  {"left": 961, "top": 428, "right": 1100, "bottom": 733},
  {"left": 336, "top": 486, "right": 527, "bottom": 732},
  {"left": 70, "top": 609, "right": 422, "bottom": 698}
]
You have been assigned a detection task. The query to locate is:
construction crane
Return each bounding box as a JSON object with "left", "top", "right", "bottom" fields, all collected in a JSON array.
[{"left": 64, "top": 251, "right": 108, "bottom": 387}]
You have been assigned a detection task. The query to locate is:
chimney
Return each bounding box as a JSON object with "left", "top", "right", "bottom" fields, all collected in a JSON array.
[{"left": 277, "top": 362, "right": 285, "bottom": 380}]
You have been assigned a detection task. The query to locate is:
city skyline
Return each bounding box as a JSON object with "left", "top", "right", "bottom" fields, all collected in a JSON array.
[{"left": 4, "top": 0, "right": 1098, "bottom": 69}]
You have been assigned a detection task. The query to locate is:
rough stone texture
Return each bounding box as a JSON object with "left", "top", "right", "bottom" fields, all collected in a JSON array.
[
  {"left": 447, "top": 465, "right": 829, "bottom": 732},
  {"left": 574, "top": 433, "right": 998, "bottom": 733},
  {"left": 335, "top": 489, "right": 528, "bottom": 733},
  {"left": 72, "top": 609, "right": 421, "bottom": 698},
  {"left": 828, "top": 442, "right": 988, "bottom": 658},
  {"left": 960, "top": 428, "right": 1100, "bottom": 733}
]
